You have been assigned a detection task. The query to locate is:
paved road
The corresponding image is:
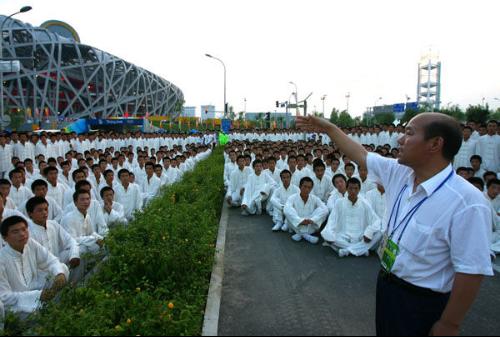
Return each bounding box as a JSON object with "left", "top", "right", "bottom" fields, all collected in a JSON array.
[{"left": 218, "top": 208, "right": 500, "bottom": 336}]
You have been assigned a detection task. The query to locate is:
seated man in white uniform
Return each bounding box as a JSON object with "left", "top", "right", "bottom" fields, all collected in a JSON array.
[
  {"left": 322, "top": 178, "right": 382, "bottom": 257},
  {"left": 241, "top": 160, "right": 276, "bottom": 216},
  {"left": 140, "top": 162, "right": 162, "bottom": 205},
  {"left": 100, "top": 187, "right": 128, "bottom": 227},
  {"left": 0, "top": 216, "right": 68, "bottom": 314},
  {"left": 114, "top": 169, "right": 143, "bottom": 221},
  {"left": 487, "top": 179, "right": 500, "bottom": 254},
  {"left": 225, "top": 155, "right": 251, "bottom": 208},
  {"left": 60, "top": 190, "right": 107, "bottom": 254},
  {"left": 19, "top": 180, "right": 63, "bottom": 223},
  {"left": 291, "top": 155, "right": 313, "bottom": 187},
  {"left": 327, "top": 174, "right": 348, "bottom": 211},
  {"left": 270, "top": 170, "right": 300, "bottom": 232},
  {"left": 284, "top": 177, "right": 329, "bottom": 245},
  {"left": 8, "top": 169, "right": 33, "bottom": 208},
  {"left": 0, "top": 195, "right": 28, "bottom": 249},
  {"left": 311, "top": 159, "right": 334, "bottom": 203},
  {"left": 26, "top": 197, "right": 80, "bottom": 268},
  {"left": 365, "top": 183, "right": 387, "bottom": 221},
  {"left": 0, "top": 179, "right": 17, "bottom": 210}
]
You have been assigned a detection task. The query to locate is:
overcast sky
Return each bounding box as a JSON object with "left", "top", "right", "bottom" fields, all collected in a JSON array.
[{"left": 2, "top": 0, "right": 500, "bottom": 117}]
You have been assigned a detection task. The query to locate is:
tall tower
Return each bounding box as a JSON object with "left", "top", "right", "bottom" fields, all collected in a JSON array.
[{"left": 417, "top": 50, "right": 441, "bottom": 111}]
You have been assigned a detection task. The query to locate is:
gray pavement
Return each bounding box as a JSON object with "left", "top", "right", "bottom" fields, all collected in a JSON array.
[{"left": 218, "top": 208, "right": 500, "bottom": 336}]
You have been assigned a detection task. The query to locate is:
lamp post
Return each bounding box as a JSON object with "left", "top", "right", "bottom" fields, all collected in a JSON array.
[
  {"left": 0, "top": 6, "right": 32, "bottom": 131},
  {"left": 289, "top": 81, "right": 299, "bottom": 116},
  {"left": 321, "top": 95, "right": 327, "bottom": 117},
  {"left": 205, "top": 54, "right": 227, "bottom": 119}
]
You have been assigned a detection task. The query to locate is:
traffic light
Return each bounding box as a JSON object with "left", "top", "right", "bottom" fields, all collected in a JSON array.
[
  {"left": 276, "top": 101, "right": 279, "bottom": 108},
  {"left": 266, "top": 112, "right": 271, "bottom": 121}
]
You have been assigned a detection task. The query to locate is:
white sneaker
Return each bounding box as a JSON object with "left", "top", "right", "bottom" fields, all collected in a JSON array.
[
  {"left": 303, "top": 234, "right": 319, "bottom": 245},
  {"left": 292, "top": 234, "right": 303, "bottom": 242},
  {"left": 281, "top": 224, "right": 289, "bottom": 232},
  {"left": 272, "top": 223, "right": 283, "bottom": 232},
  {"left": 364, "top": 251, "right": 370, "bottom": 257},
  {"left": 339, "top": 249, "right": 349, "bottom": 258}
]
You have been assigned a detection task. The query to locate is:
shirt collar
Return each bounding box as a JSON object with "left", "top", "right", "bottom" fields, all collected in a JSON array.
[{"left": 410, "top": 164, "right": 454, "bottom": 196}]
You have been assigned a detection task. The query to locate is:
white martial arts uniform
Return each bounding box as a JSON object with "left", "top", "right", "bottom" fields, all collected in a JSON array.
[
  {"left": 28, "top": 221, "right": 80, "bottom": 264},
  {"left": 114, "top": 183, "right": 143, "bottom": 221},
  {"left": 475, "top": 134, "right": 500, "bottom": 172},
  {"left": 19, "top": 196, "right": 63, "bottom": 223},
  {"left": 284, "top": 193, "right": 329, "bottom": 236},
  {"left": 226, "top": 167, "right": 252, "bottom": 207},
  {"left": 241, "top": 171, "right": 276, "bottom": 215},
  {"left": 453, "top": 138, "right": 477, "bottom": 169},
  {"left": 270, "top": 184, "right": 300, "bottom": 227},
  {"left": 0, "top": 239, "right": 69, "bottom": 313},
  {"left": 61, "top": 208, "right": 108, "bottom": 254},
  {"left": 311, "top": 175, "right": 334, "bottom": 203},
  {"left": 101, "top": 201, "right": 128, "bottom": 226},
  {"left": 8, "top": 186, "right": 33, "bottom": 209},
  {"left": 140, "top": 175, "right": 162, "bottom": 205}
]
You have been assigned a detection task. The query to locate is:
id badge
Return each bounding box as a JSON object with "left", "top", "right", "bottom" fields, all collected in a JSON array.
[{"left": 380, "top": 238, "right": 400, "bottom": 273}]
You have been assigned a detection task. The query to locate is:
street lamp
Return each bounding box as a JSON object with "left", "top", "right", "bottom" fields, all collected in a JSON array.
[
  {"left": 205, "top": 54, "right": 227, "bottom": 119},
  {"left": 1, "top": 6, "right": 32, "bottom": 130},
  {"left": 289, "top": 81, "right": 299, "bottom": 116},
  {"left": 321, "top": 95, "right": 327, "bottom": 116}
]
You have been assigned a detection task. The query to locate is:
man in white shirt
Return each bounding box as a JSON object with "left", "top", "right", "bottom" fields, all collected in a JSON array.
[
  {"left": 475, "top": 120, "right": 499, "bottom": 172},
  {"left": 358, "top": 166, "right": 377, "bottom": 196},
  {"left": 453, "top": 126, "right": 477, "bottom": 170},
  {"left": 326, "top": 174, "right": 348, "bottom": 211},
  {"left": 44, "top": 167, "right": 68, "bottom": 208},
  {"left": 60, "top": 190, "right": 107, "bottom": 254},
  {"left": 291, "top": 155, "right": 313, "bottom": 187},
  {"left": 298, "top": 113, "right": 493, "bottom": 336},
  {"left": 322, "top": 178, "right": 382, "bottom": 257},
  {"left": 140, "top": 162, "right": 162, "bottom": 205},
  {"left": 0, "top": 134, "right": 13, "bottom": 179},
  {"left": 241, "top": 160, "right": 275, "bottom": 216},
  {"left": 284, "top": 177, "right": 329, "bottom": 245},
  {"left": 19, "top": 180, "right": 63, "bottom": 223},
  {"left": 366, "top": 184, "right": 387, "bottom": 222},
  {"left": 270, "top": 170, "right": 300, "bottom": 232},
  {"left": 224, "top": 151, "right": 238, "bottom": 188},
  {"left": 311, "top": 159, "right": 334, "bottom": 203},
  {"left": 226, "top": 156, "right": 251, "bottom": 208},
  {"left": 100, "top": 187, "right": 128, "bottom": 226},
  {"left": 8, "top": 169, "right": 34, "bottom": 208},
  {"left": 26, "top": 197, "right": 80, "bottom": 267},
  {"left": 0, "top": 180, "right": 17, "bottom": 211},
  {"left": 263, "top": 157, "right": 281, "bottom": 186},
  {"left": 0, "top": 216, "right": 68, "bottom": 313},
  {"left": 114, "top": 169, "right": 143, "bottom": 221}
]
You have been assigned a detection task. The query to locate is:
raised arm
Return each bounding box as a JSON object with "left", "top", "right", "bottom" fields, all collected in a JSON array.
[{"left": 296, "top": 116, "right": 368, "bottom": 169}]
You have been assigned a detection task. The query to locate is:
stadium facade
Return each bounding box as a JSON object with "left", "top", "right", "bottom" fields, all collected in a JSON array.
[{"left": 0, "top": 15, "right": 184, "bottom": 126}]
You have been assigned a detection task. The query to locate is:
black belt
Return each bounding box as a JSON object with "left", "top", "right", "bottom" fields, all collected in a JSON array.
[{"left": 378, "top": 270, "right": 450, "bottom": 298}]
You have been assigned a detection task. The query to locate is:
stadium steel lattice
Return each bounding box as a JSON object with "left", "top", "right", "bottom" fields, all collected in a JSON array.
[{"left": 0, "top": 15, "right": 184, "bottom": 124}]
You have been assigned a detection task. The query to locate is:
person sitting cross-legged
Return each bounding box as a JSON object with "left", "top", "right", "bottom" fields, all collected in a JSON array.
[
  {"left": 284, "top": 177, "right": 329, "bottom": 245},
  {"left": 270, "top": 170, "right": 300, "bottom": 232},
  {"left": 241, "top": 160, "right": 276, "bottom": 216},
  {"left": 0, "top": 216, "right": 69, "bottom": 314},
  {"left": 322, "top": 178, "right": 382, "bottom": 257}
]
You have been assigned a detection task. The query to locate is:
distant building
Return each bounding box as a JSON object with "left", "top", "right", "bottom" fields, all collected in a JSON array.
[
  {"left": 182, "top": 106, "right": 196, "bottom": 118},
  {"left": 244, "top": 112, "right": 291, "bottom": 121},
  {"left": 201, "top": 105, "right": 216, "bottom": 120}
]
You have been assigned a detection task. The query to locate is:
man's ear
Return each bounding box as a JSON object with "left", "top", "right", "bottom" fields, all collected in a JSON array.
[{"left": 427, "top": 137, "right": 444, "bottom": 156}]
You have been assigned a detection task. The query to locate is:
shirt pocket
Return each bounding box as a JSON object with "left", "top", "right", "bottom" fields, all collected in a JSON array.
[{"left": 399, "top": 220, "right": 433, "bottom": 260}]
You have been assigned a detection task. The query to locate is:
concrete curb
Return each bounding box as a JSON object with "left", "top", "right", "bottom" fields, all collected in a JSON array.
[{"left": 202, "top": 203, "right": 230, "bottom": 336}]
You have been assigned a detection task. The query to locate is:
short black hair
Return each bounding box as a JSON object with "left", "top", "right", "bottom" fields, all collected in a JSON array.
[
  {"left": 468, "top": 177, "right": 485, "bottom": 190},
  {"left": 118, "top": 169, "right": 130, "bottom": 178},
  {"left": 73, "top": 190, "right": 91, "bottom": 203},
  {"left": 26, "top": 196, "right": 49, "bottom": 214},
  {"left": 31, "top": 179, "right": 48, "bottom": 192},
  {"left": 1, "top": 216, "right": 28, "bottom": 237},
  {"left": 104, "top": 169, "right": 114, "bottom": 177},
  {"left": 75, "top": 180, "right": 92, "bottom": 191},
  {"left": 0, "top": 179, "right": 11, "bottom": 187},
  {"left": 100, "top": 186, "right": 114, "bottom": 198},
  {"left": 332, "top": 174, "right": 347, "bottom": 184},
  {"left": 145, "top": 162, "right": 155, "bottom": 169},
  {"left": 344, "top": 163, "right": 355, "bottom": 170},
  {"left": 470, "top": 155, "right": 482, "bottom": 164},
  {"left": 72, "top": 168, "right": 86, "bottom": 181},
  {"left": 347, "top": 177, "right": 361, "bottom": 188},
  {"left": 280, "top": 170, "right": 292, "bottom": 179},
  {"left": 422, "top": 116, "right": 463, "bottom": 161},
  {"left": 8, "top": 168, "right": 23, "bottom": 180},
  {"left": 299, "top": 177, "right": 314, "bottom": 188},
  {"left": 483, "top": 171, "right": 497, "bottom": 180},
  {"left": 252, "top": 160, "right": 263, "bottom": 168},
  {"left": 43, "top": 166, "right": 59, "bottom": 176},
  {"left": 487, "top": 179, "right": 500, "bottom": 189},
  {"left": 313, "top": 159, "right": 326, "bottom": 170}
]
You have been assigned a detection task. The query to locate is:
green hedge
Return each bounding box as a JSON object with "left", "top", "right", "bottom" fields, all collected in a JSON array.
[{"left": 17, "top": 147, "right": 224, "bottom": 336}]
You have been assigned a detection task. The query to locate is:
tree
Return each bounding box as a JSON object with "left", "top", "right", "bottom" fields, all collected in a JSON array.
[
  {"left": 330, "top": 108, "right": 340, "bottom": 124},
  {"left": 401, "top": 109, "right": 420, "bottom": 124},
  {"left": 337, "top": 110, "right": 354, "bottom": 128},
  {"left": 439, "top": 105, "right": 465, "bottom": 122},
  {"left": 173, "top": 99, "right": 185, "bottom": 117},
  {"left": 374, "top": 112, "right": 396, "bottom": 125},
  {"left": 466, "top": 104, "right": 491, "bottom": 124},
  {"left": 491, "top": 108, "right": 500, "bottom": 122},
  {"left": 238, "top": 111, "right": 245, "bottom": 121}
]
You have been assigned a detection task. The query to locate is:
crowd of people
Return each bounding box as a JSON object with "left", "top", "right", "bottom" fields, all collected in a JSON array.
[
  {"left": 224, "top": 120, "right": 499, "bottom": 258},
  {"left": 0, "top": 130, "right": 215, "bottom": 322}
]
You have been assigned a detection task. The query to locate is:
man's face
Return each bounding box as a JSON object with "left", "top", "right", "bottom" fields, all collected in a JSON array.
[
  {"left": 488, "top": 184, "right": 500, "bottom": 199},
  {"left": 34, "top": 186, "right": 48, "bottom": 198},
  {"left": 471, "top": 159, "right": 481, "bottom": 170},
  {"left": 463, "top": 128, "right": 472, "bottom": 140},
  {"left": 397, "top": 116, "right": 436, "bottom": 167},
  {"left": 103, "top": 190, "right": 114, "bottom": 204},
  {"left": 314, "top": 166, "right": 325, "bottom": 180},
  {"left": 3, "top": 222, "right": 29, "bottom": 251},
  {"left": 359, "top": 167, "right": 368, "bottom": 180},
  {"left": 334, "top": 178, "right": 347, "bottom": 193},
  {"left": 281, "top": 173, "right": 292, "bottom": 188},
  {"left": 155, "top": 167, "right": 163, "bottom": 177},
  {"left": 347, "top": 183, "right": 360, "bottom": 201},
  {"left": 300, "top": 182, "right": 313, "bottom": 197},
  {"left": 76, "top": 193, "right": 91, "bottom": 212},
  {"left": 268, "top": 160, "right": 276, "bottom": 171},
  {"left": 331, "top": 160, "right": 340, "bottom": 171},
  {"left": 254, "top": 163, "right": 263, "bottom": 175},
  {"left": 487, "top": 123, "right": 497, "bottom": 136},
  {"left": 11, "top": 173, "right": 23, "bottom": 188},
  {"left": 237, "top": 158, "right": 245, "bottom": 169},
  {"left": 105, "top": 173, "right": 114, "bottom": 184},
  {"left": 120, "top": 173, "right": 130, "bottom": 186},
  {"left": 345, "top": 166, "right": 355, "bottom": 178},
  {"left": 0, "top": 184, "right": 10, "bottom": 198},
  {"left": 74, "top": 173, "right": 86, "bottom": 183},
  {"left": 288, "top": 159, "right": 297, "bottom": 170},
  {"left": 457, "top": 170, "right": 468, "bottom": 179},
  {"left": 29, "top": 203, "right": 49, "bottom": 225},
  {"left": 297, "top": 157, "right": 306, "bottom": 169},
  {"left": 146, "top": 166, "right": 154, "bottom": 177}
]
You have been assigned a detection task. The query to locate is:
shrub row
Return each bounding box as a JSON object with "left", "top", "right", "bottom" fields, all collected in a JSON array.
[{"left": 16, "top": 147, "right": 224, "bottom": 336}]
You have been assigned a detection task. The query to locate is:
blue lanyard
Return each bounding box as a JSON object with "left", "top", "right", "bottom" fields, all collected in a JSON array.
[{"left": 387, "top": 169, "right": 454, "bottom": 244}]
